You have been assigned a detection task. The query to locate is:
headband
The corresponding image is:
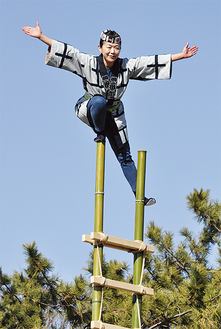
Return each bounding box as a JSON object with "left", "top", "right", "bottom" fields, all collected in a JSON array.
[{"left": 100, "top": 30, "right": 121, "bottom": 44}]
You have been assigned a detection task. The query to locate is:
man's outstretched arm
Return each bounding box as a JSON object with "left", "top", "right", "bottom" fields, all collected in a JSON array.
[
  {"left": 22, "top": 21, "right": 52, "bottom": 47},
  {"left": 171, "top": 42, "right": 198, "bottom": 62}
]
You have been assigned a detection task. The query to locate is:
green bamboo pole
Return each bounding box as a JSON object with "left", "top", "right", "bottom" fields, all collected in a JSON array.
[
  {"left": 132, "top": 150, "right": 146, "bottom": 328},
  {"left": 92, "top": 141, "right": 105, "bottom": 321}
]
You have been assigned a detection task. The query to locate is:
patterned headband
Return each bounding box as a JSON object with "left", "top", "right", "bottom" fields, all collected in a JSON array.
[{"left": 100, "top": 30, "right": 121, "bottom": 44}]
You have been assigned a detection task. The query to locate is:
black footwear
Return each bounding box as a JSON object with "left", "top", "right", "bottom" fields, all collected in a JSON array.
[
  {"left": 144, "top": 197, "right": 156, "bottom": 206},
  {"left": 94, "top": 134, "right": 105, "bottom": 143}
]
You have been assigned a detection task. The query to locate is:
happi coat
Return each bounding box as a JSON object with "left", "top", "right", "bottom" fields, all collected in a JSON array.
[{"left": 45, "top": 40, "right": 172, "bottom": 146}]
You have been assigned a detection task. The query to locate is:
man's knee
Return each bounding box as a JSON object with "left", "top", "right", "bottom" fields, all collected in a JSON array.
[{"left": 89, "top": 95, "right": 106, "bottom": 110}]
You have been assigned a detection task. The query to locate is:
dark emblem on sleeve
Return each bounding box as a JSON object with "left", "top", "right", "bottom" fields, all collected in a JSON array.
[
  {"left": 147, "top": 55, "right": 166, "bottom": 79},
  {"left": 55, "top": 43, "right": 72, "bottom": 68}
]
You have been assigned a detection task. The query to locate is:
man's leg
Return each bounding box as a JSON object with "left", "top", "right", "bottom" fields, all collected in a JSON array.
[
  {"left": 87, "top": 96, "right": 107, "bottom": 141},
  {"left": 107, "top": 136, "right": 156, "bottom": 206},
  {"left": 107, "top": 136, "right": 137, "bottom": 193}
]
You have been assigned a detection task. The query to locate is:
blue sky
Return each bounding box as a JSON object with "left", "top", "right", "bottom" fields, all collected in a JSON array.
[{"left": 1, "top": 0, "right": 220, "bottom": 283}]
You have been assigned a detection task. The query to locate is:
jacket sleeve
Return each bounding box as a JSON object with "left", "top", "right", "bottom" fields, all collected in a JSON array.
[
  {"left": 45, "top": 39, "right": 92, "bottom": 78},
  {"left": 126, "top": 54, "right": 172, "bottom": 80}
]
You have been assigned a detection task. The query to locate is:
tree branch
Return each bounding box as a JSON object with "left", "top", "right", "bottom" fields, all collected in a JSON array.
[
  {"left": 211, "top": 293, "right": 221, "bottom": 302},
  {"left": 145, "top": 268, "right": 162, "bottom": 286},
  {"left": 209, "top": 221, "right": 221, "bottom": 234},
  {"left": 2, "top": 282, "right": 21, "bottom": 304},
  {"left": 164, "top": 246, "right": 190, "bottom": 275},
  {"left": 147, "top": 309, "right": 192, "bottom": 329},
  {"left": 202, "top": 215, "right": 221, "bottom": 234}
]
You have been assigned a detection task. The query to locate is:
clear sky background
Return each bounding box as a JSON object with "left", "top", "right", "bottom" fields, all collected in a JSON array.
[{"left": 0, "top": 0, "right": 220, "bottom": 283}]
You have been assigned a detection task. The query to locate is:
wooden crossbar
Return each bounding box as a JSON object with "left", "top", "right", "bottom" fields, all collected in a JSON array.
[
  {"left": 91, "top": 276, "right": 154, "bottom": 296},
  {"left": 91, "top": 321, "right": 138, "bottom": 329},
  {"left": 82, "top": 232, "right": 154, "bottom": 253}
]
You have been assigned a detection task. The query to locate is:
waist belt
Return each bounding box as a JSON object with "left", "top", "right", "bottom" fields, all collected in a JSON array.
[{"left": 84, "top": 93, "right": 121, "bottom": 112}]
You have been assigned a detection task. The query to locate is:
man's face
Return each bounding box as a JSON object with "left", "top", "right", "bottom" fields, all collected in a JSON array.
[{"left": 98, "top": 41, "right": 121, "bottom": 68}]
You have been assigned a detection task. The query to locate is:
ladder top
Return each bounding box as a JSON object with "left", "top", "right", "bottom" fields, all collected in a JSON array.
[{"left": 82, "top": 232, "right": 154, "bottom": 253}]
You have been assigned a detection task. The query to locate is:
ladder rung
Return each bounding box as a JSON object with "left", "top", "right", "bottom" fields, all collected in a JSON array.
[
  {"left": 82, "top": 232, "right": 154, "bottom": 253},
  {"left": 91, "top": 321, "right": 138, "bottom": 329},
  {"left": 91, "top": 276, "right": 154, "bottom": 296}
]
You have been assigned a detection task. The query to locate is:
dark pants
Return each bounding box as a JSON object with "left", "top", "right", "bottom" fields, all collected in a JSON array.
[{"left": 87, "top": 95, "right": 137, "bottom": 193}]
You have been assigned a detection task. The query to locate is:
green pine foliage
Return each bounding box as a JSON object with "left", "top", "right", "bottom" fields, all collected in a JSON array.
[
  {"left": 143, "top": 188, "right": 221, "bottom": 328},
  {"left": 0, "top": 242, "right": 91, "bottom": 328},
  {"left": 0, "top": 188, "right": 220, "bottom": 328}
]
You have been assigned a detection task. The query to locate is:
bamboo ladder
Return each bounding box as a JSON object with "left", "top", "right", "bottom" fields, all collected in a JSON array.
[{"left": 82, "top": 142, "right": 155, "bottom": 329}]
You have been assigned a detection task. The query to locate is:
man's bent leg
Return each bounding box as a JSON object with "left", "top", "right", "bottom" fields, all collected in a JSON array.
[{"left": 87, "top": 96, "right": 107, "bottom": 134}]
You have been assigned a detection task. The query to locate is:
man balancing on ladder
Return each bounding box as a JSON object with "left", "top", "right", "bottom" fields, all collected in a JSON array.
[{"left": 22, "top": 22, "right": 198, "bottom": 206}]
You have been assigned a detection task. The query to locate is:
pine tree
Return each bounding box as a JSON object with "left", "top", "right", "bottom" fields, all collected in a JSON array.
[
  {"left": 142, "top": 188, "right": 221, "bottom": 328},
  {"left": 0, "top": 242, "right": 91, "bottom": 328}
]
